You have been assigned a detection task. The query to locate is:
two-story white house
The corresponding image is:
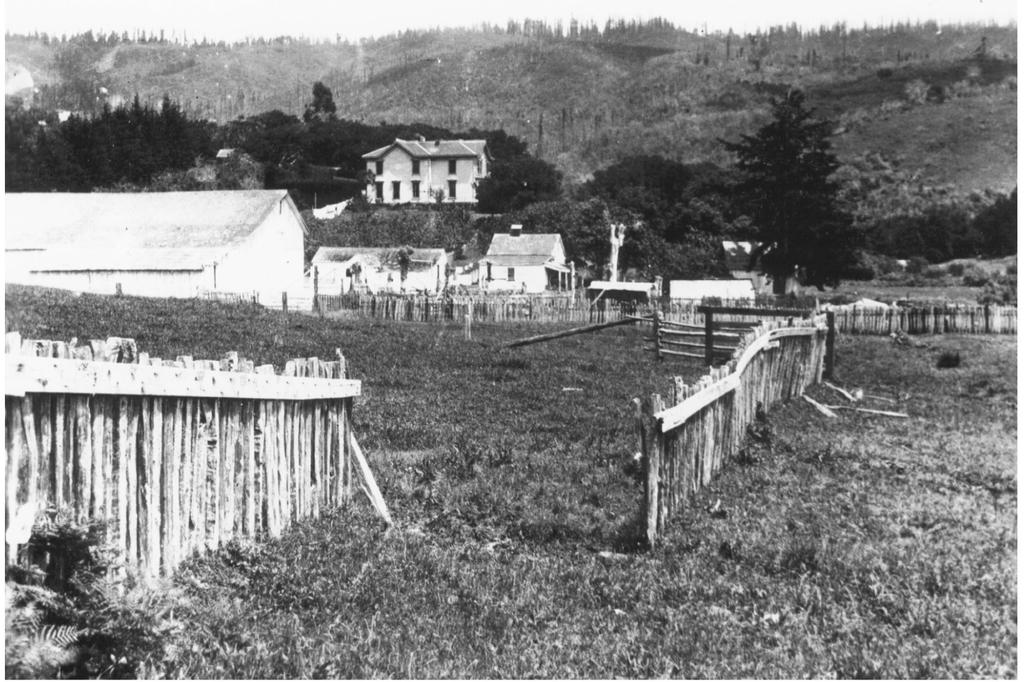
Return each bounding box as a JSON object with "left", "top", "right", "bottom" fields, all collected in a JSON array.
[{"left": 361, "top": 137, "right": 490, "bottom": 204}]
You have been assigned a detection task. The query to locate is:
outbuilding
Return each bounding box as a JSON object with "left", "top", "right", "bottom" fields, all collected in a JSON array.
[
  {"left": 5, "top": 190, "right": 307, "bottom": 299},
  {"left": 310, "top": 246, "right": 450, "bottom": 294},
  {"left": 479, "top": 225, "right": 571, "bottom": 293}
]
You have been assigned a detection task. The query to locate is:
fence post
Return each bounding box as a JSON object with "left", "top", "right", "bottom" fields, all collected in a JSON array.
[
  {"left": 464, "top": 310, "right": 472, "bottom": 341},
  {"left": 640, "top": 394, "right": 665, "bottom": 547},
  {"left": 281, "top": 291, "right": 288, "bottom": 315},
  {"left": 704, "top": 307, "right": 714, "bottom": 366},
  {"left": 653, "top": 309, "right": 662, "bottom": 360},
  {"left": 824, "top": 311, "right": 836, "bottom": 381},
  {"left": 984, "top": 303, "right": 991, "bottom": 333}
]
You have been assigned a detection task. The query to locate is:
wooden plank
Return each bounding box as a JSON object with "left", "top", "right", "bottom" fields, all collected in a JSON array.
[
  {"left": 102, "top": 398, "right": 114, "bottom": 546},
  {"left": 117, "top": 397, "right": 130, "bottom": 569},
  {"left": 5, "top": 356, "right": 362, "bottom": 400},
  {"left": 125, "top": 398, "right": 139, "bottom": 568},
  {"left": 91, "top": 398, "right": 106, "bottom": 518},
  {"left": 21, "top": 397, "right": 41, "bottom": 514},
  {"left": 54, "top": 396, "right": 67, "bottom": 508},
  {"left": 346, "top": 420, "right": 392, "bottom": 525},
  {"left": 506, "top": 316, "right": 639, "bottom": 348},
  {"left": 148, "top": 398, "right": 163, "bottom": 577},
  {"left": 7, "top": 399, "right": 25, "bottom": 559},
  {"left": 38, "top": 396, "right": 53, "bottom": 506},
  {"left": 75, "top": 397, "right": 92, "bottom": 521}
]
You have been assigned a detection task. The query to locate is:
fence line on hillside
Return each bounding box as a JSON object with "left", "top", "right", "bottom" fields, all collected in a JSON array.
[
  {"left": 829, "top": 304, "right": 1016, "bottom": 335},
  {"left": 637, "top": 315, "right": 829, "bottom": 544},
  {"left": 4, "top": 332, "right": 389, "bottom": 584}
]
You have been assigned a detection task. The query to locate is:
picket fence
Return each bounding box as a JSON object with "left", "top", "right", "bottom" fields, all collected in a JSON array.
[
  {"left": 830, "top": 304, "right": 1016, "bottom": 335},
  {"left": 4, "top": 332, "right": 390, "bottom": 583},
  {"left": 637, "top": 315, "right": 829, "bottom": 543}
]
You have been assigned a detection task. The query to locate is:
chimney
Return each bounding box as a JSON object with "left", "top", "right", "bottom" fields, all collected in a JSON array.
[
  {"left": 510, "top": 224, "right": 523, "bottom": 237},
  {"left": 434, "top": 139, "right": 441, "bottom": 147},
  {"left": 416, "top": 134, "right": 426, "bottom": 142}
]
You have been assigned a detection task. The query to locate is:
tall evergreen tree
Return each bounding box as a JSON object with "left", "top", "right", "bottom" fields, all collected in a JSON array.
[{"left": 724, "top": 90, "right": 862, "bottom": 291}]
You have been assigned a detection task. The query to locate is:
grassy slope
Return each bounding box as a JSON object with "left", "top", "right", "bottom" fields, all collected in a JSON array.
[{"left": 5, "top": 286, "right": 1017, "bottom": 678}]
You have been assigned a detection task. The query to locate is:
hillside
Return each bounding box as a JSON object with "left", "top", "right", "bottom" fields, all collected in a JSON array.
[{"left": 5, "top": 21, "right": 1017, "bottom": 190}]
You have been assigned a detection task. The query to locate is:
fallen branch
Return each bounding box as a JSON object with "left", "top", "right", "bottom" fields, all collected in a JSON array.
[
  {"left": 864, "top": 394, "right": 898, "bottom": 404},
  {"left": 829, "top": 405, "right": 910, "bottom": 418},
  {"left": 823, "top": 381, "right": 856, "bottom": 402},
  {"left": 506, "top": 316, "right": 644, "bottom": 348},
  {"left": 802, "top": 394, "right": 837, "bottom": 418}
]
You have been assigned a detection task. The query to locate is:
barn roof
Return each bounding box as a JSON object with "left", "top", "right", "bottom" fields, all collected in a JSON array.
[
  {"left": 362, "top": 139, "right": 488, "bottom": 160},
  {"left": 5, "top": 191, "right": 304, "bottom": 263},
  {"left": 486, "top": 233, "right": 563, "bottom": 258}
]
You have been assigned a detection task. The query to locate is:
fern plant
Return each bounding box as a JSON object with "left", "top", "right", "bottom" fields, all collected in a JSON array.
[{"left": 5, "top": 582, "right": 84, "bottom": 678}]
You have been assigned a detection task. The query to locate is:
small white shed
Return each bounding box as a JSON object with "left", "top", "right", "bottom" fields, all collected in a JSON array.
[
  {"left": 310, "top": 247, "right": 449, "bottom": 294},
  {"left": 669, "top": 279, "right": 757, "bottom": 302}
]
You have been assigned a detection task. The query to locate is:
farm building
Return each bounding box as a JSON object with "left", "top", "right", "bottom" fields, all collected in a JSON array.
[
  {"left": 310, "top": 247, "right": 450, "bottom": 294},
  {"left": 5, "top": 190, "right": 307, "bottom": 299},
  {"left": 479, "top": 225, "right": 572, "bottom": 293},
  {"left": 362, "top": 137, "right": 490, "bottom": 204},
  {"left": 587, "top": 281, "right": 655, "bottom": 304},
  {"left": 669, "top": 279, "right": 757, "bottom": 302}
]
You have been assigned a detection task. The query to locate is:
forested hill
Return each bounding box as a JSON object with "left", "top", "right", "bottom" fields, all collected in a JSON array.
[{"left": 5, "top": 19, "right": 1018, "bottom": 189}]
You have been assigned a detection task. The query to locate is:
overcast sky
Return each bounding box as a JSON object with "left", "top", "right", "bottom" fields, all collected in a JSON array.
[{"left": 4, "top": 0, "right": 1017, "bottom": 42}]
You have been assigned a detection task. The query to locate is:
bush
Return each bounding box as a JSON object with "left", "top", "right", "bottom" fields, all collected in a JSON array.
[
  {"left": 961, "top": 265, "right": 991, "bottom": 287},
  {"left": 905, "top": 256, "right": 930, "bottom": 275},
  {"left": 946, "top": 262, "right": 965, "bottom": 277}
]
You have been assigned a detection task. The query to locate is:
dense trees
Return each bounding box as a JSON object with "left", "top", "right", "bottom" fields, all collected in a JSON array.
[
  {"left": 303, "top": 82, "right": 337, "bottom": 122},
  {"left": 476, "top": 156, "right": 562, "bottom": 213},
  {"left": 5, "top": 96, "right": 214, "bottom": 191},
  {"left": 723, "top": 90, "right": 862, "bottom": 291}
]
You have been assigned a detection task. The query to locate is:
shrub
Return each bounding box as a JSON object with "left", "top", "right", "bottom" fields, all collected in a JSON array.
[
  {"left": 961, "top": 265, "right": 991, "bottom": 287},
  {"left": 946, "top": 262, "right": 965, "bottom": 277},
  {"left": 905, "top": 256, "right": 930, "bottom": 275},
  {"left": 936, "top": 351, "right": 961, "bottom": 369}
]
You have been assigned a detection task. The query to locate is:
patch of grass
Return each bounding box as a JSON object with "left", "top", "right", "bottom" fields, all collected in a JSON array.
[{"left": 5, "top": 286, "right": 1016, "bottom": 678}]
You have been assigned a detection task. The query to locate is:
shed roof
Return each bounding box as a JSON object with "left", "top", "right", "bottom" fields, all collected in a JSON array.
[
  {"left": 486, "top": 233, "right": 563, "bottom": 258},
  {"left": 312, "top": 247, "right": 448, "bottom": 271},
  {"left": 362, "top": 138, "right": 487, "bottom": 160}
]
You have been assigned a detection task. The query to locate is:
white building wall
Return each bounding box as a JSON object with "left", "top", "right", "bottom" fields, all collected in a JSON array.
[
  {"left": 216, "top": 203, "right": 306, "bottom": 299},
  {"left": 484, "top": 264, "right": 548, "bottom": 293},
  {"left": 8, "top": 268, "right": 210, "bottom": 297},
  {"left": 368, "top": 149, "right": 482, "bottom": 204}
]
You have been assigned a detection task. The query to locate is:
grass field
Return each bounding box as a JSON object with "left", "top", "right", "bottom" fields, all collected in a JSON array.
[{"left": 5, "top": 286, "right": 1017, "bottom": 678}]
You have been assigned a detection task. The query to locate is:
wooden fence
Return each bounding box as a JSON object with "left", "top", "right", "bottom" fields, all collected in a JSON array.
[
  {"left": 829, "top": 304, "right": 1016, "bottom": 335},
  {"left": 4, "top": 332, "right": 390, "bottom": 583},
  {"left": 637, "top": 315, "right": 829, "bottom": 544}
]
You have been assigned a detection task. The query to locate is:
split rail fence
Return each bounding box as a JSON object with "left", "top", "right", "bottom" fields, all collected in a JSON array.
[
  {"left": 5, "top": 332, "right": 390, "bottom": 583},
  {"left": 637, "top": 315, "right": 829, "bottom": 544}
]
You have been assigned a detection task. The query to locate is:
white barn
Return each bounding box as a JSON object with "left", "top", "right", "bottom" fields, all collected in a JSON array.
[
  {"left": 5, "top": 190, "right": 307, "bottom": 299},
  {"left": 479, "top": 226, "right": 571, "bottom": 293}
]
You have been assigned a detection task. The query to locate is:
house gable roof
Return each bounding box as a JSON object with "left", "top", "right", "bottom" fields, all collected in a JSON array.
[
  {"left": 362, "top": 139, "right": 488, "bottom": 160},
  {"left": 485, "top": 233, "right": 564, "bottom": 258},
  {"left": 5, "top": 190, "right": 304, "bottom": 272}
]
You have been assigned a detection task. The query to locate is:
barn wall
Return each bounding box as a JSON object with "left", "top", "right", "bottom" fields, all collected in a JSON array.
[
  {"left": 217, "top": 202, "right": 305, "bottom": 297},
  {"left": 10, "top": 269, "right": 209, "bottom": 297}
]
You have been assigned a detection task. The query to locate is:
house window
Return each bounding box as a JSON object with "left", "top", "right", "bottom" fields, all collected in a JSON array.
[
  {"left": 375, "top": 160, "right": 383, "bottom": 175},
  {"left": 412, "top": 159, "right": 420, "bottom": 175},
  {"left": 392, "top": 181, "right": 401, "bottom": 200},
  {"left": 411, "top": 181, "right": 420, "bottom": 199},
  {"left": 507, "top": 267, "right": 515, "bottom": 281},
  {"left": 448, "top": 180, "right": 457, "bottom": 200},
  {"left": 374, "top": 181, "right": 384, "bottom": 202},
  {"left": 448, "top": 159, "right": 457, "bottom": 175}
]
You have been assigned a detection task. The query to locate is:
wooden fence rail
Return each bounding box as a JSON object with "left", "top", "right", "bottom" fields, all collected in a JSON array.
[
  {"left": 4, "top": 332, "right": 389, "bottom": 583},
  {"left": 637, "top": 316, "right": 828, "bottom": 544}
]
